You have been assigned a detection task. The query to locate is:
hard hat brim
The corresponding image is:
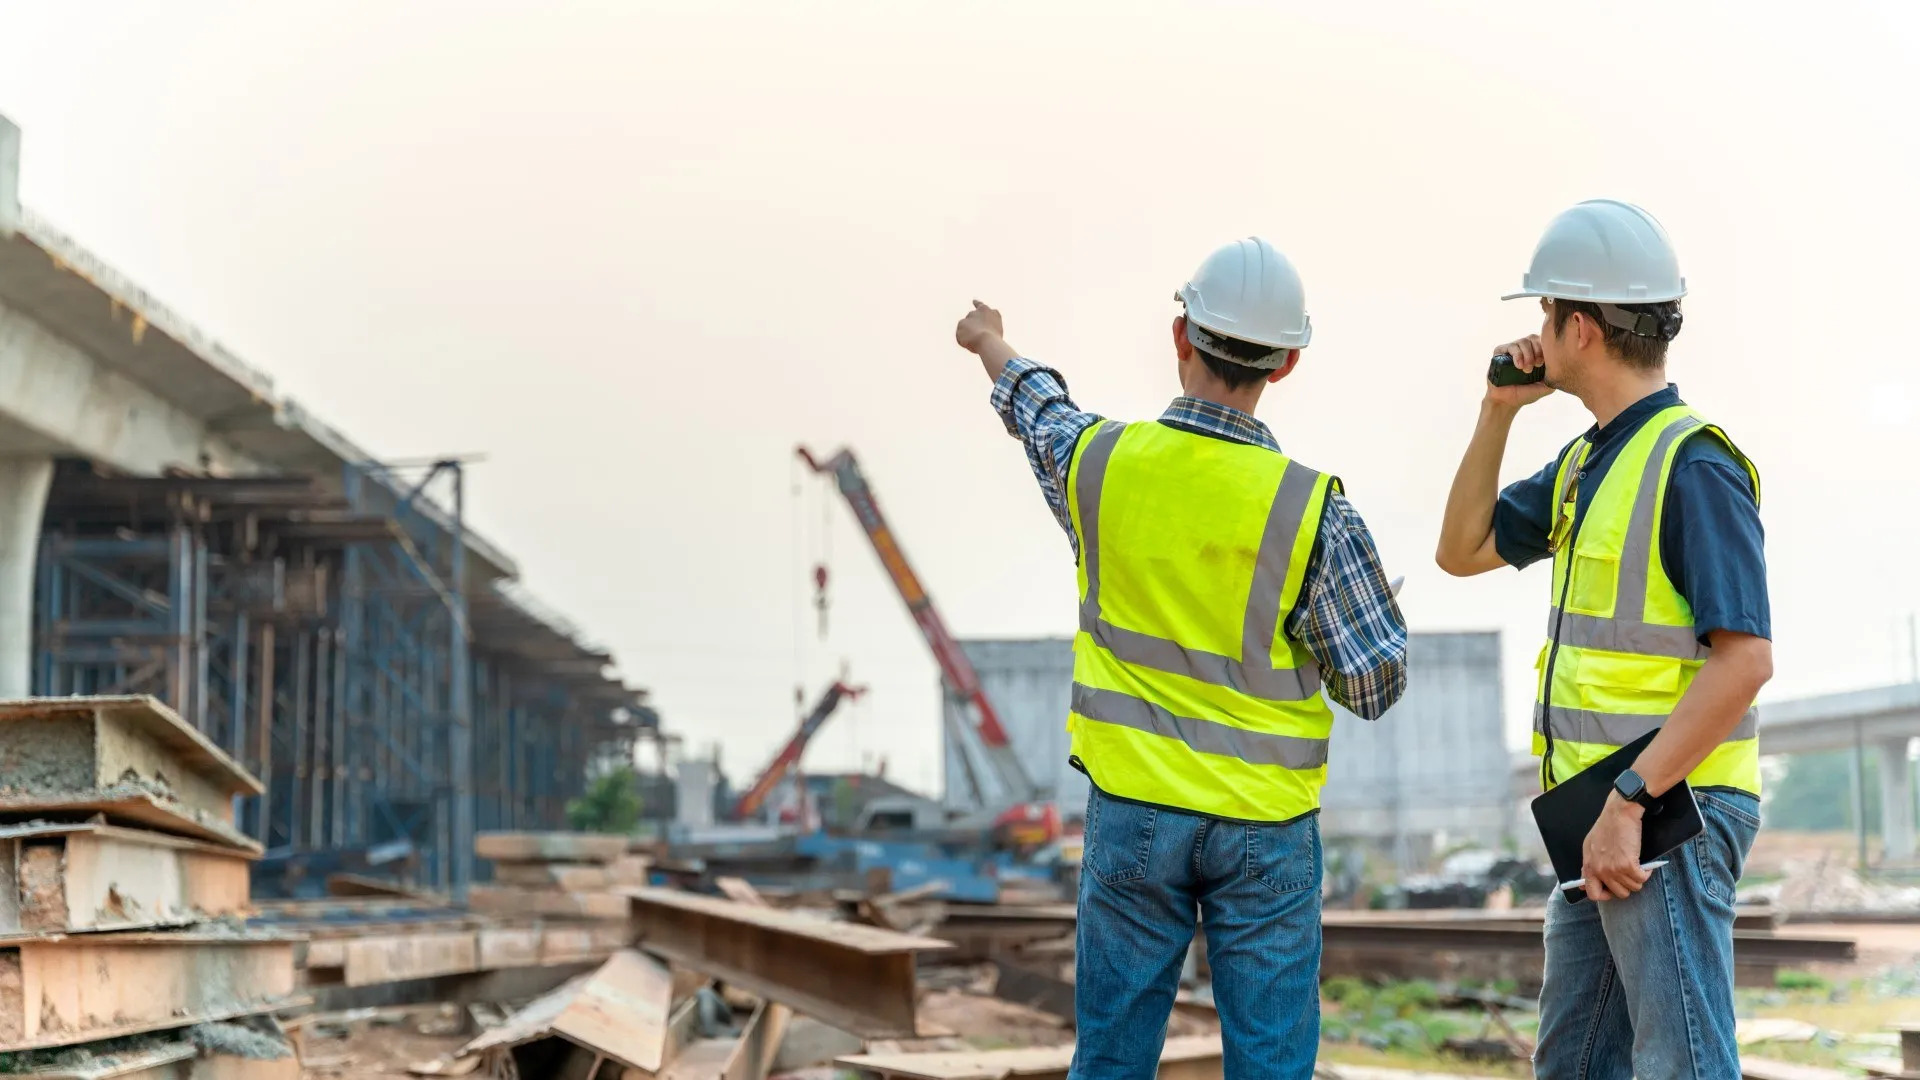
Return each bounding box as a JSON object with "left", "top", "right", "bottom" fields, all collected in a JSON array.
[{"left": 1500, "top": 288, "right": 1687, "bottom": 303}]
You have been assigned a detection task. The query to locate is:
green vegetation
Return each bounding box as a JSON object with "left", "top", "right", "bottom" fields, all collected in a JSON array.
[{"left": 566, "top": 766, "right": 642, "bottom": 833}]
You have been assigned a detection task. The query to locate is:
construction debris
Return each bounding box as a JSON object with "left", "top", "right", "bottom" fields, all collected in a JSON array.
[
  {"left": 0, "top": 698, "right": 263, "bottom": 852},
  {"left": 458, "top": 949, "right": 675, "bottom": 1072},
  {"left": 0, "top": 696, "right": 299, "bottom": 1078},
  {"left": 0, "top": 821, "right": 251, "bottom": 936},
  {"left": 626, "top": 885, "right": 953, "bottom": 1038}
]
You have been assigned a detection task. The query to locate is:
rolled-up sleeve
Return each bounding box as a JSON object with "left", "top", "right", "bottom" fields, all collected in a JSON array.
[
  {"left": 989, "top": 358, "right": 1103, "bottom": 551},
  {"left": 1287, "top": 491, "right": 1409, "bottom": 720}
]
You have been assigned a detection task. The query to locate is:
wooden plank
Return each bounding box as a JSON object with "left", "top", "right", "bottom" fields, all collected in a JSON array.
[
  {"left": 479, "top": 926, "right": 544, "bottom": 969},
  {"left": 0, "top": 823, "right": 251, "bottom": 938},
  {"left": 0, "top": 934, "right": 298, "bottom": 1052},
  {"left": 342, "top": 930, "right": 481, "bottom": 986},
  {"left": 837, "top": 1035, "right": 1221, "bottom": 1080},
  {"left": 468, "top": 885, "right": 628, "bottom": 920},
  {"left": 493, "top": 862, "right": 615, "bottom": 890},
  {"left": 0, "top": 792, "right": 261, "bottom": 853},
  {"left": 626, "top": 886, "right": 950, "bottom": 1039},
  {"left": 461, "top": 949, "right": 674, "bottom": 1072},
  {"left": 475, "top": 833, "right": 628, "bottom": 864},
  {"left": 326, "top": 873, "right": 443, "bottom": 902},
  {"left": 626, "top": 887, "right": 949, "bottom": 954},
  {"left": 610, "top": 855, "right": 652, "bottom": 886}
]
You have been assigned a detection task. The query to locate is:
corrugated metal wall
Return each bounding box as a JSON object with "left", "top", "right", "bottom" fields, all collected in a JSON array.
[
  {"left": 944, "top": 639, "right": 1086, "bottom": 816},
  {"left": 948, "top": 633, "right": 1511, "bottom": 853}
]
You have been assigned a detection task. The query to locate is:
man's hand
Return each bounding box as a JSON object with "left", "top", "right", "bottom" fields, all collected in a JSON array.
[
  {"left": 1581, "top": 792, "right": 1651, "bottom": 902},
  {"left": 956, "top": 301, "right": 1019, "bottom": 382},
  {"left": 956, "top": 301, "right": 1006, "bottom": 354},
  {"left": 1488, "top": 335, "right": 1555, "bottom": 410}
]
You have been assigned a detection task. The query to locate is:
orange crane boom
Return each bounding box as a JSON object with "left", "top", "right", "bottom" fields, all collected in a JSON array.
[
  {"left": 797, "top": 446, "right": 1048, "bottom": 819},
  {"left": 734, "top": 679, "right": 866, "bottom": 821}
]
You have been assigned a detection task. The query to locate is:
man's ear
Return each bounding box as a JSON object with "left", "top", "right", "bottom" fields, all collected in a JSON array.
[
  {"left": 1172, "top": 315, "right": 1194, "bottom": 361},
  {"left": 1267, "top": 349, "right": 1301, "bottom": 383}
]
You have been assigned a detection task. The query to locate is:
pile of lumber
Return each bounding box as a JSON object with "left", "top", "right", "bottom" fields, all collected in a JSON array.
[
  {"left": 0, "top": 696, "right": 302, "bottom": 1077},
  {"left": 471, "top": 831, "right": 649, "bottom": 921}
]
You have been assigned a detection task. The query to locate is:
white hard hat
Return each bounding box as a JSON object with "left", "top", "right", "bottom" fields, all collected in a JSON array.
[
  {"left": 1176, "top": 237, "right": 1311, "bottom": 367},
  {"left": 1503, "top": 200, "right": 1686, "bottom": 304}
]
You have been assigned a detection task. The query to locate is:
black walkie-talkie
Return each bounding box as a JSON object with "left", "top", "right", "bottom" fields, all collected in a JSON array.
[{"left": 1488, "top": 352, "right": 1546, "bottom": 387}]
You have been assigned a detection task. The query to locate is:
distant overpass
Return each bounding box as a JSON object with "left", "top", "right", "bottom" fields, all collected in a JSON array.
[{"left": 1759, "top": 682, "right": 1920, "bottom": 862}]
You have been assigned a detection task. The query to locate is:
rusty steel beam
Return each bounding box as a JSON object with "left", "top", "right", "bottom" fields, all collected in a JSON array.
[{"left": 625, "top": 886, "right": 951, "bottom": 1039}]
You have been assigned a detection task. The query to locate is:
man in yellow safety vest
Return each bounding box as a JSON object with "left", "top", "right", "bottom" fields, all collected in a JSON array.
[
  {"left": 1437, "top": 200, "right": 1773, "bottom": 1079},
  {"left": 954, "top": 237, "right": 1407, "bottom": 1080}
]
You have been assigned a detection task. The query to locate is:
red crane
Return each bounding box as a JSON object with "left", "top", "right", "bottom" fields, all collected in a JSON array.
[
  {"left": 797, "top": 446, "right": 1059, "bottom": 847},
  {"left": 734, "top": 678, "right": 867, "bottom": 822}
]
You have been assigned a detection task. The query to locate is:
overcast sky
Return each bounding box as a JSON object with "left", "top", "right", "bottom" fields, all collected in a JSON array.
[{"left": 3, "top": 1, "right": 1917, "bottom": 798}]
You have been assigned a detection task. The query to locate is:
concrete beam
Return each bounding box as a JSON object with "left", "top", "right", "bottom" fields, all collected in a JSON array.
[
  {"left": 0, "top": 296, "right": 251, "bottom": 474},
  {"left": 460, "top": 950, "right": 676, "bottom": 1074}
]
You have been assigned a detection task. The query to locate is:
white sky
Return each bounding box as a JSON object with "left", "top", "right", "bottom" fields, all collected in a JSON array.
[{"left": 3, "top": 1, "right": 1917, "bottom": 799}]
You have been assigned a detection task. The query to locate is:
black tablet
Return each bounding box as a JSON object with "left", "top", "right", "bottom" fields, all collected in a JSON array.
[{"left": 1529, "top": 728, "right": 1703, "bottom": 905}]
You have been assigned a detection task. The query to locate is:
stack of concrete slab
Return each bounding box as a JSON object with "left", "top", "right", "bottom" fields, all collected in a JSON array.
[
  {"left": 470, "top": 831, "right": 649, "bottom": 923},
  {"left": 0, "top": 696, "right": 302, "bottom": 1077}
]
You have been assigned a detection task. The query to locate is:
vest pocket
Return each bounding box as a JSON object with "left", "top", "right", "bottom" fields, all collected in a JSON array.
[
  {"left": 1567, "top": 552, "right": 1619, "bottom": 616},
  {"left": 1572, "top": 652, "right": 1681, "bottom": 710}
]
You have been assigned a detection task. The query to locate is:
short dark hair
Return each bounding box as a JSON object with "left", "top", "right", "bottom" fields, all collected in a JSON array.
[
  {"left": 1549, "top": 299, "right": 1680, "bottom": 371},
  {"left": 1195, "top": 332, "right": 1281, "bottom": 390}
]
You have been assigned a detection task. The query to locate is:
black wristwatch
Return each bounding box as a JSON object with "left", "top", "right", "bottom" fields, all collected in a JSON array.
[{"left": 1613, "top": 769, "right": 1662, "bottom": 815}]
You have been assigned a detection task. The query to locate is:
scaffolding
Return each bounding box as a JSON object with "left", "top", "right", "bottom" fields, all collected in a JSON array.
[{"left": 31, "top": 457, "right": 646, "bottom": 895}]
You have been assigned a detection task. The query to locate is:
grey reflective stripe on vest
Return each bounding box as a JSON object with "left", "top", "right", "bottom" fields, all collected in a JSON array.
[
  {"left": 1613, "top": 415, "right": 1704, "bottom": 624},
  {"left": 1548, "top": 610, "right": 1710, "bottom": 662},
  {"left": 1074, "top": 421, "right": 1323, "bottom": 701},
  {"left": 1073, "top": 683, "right": 1329, "bottom": 769},
  {"left": 1533, "top": 702, "right": 1759, "bottom": 745}
]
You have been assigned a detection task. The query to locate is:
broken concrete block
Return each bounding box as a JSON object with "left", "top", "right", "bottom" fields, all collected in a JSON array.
[
  {"left": 0, "top": 697, "right": 263, "bottom": 852},
  {"left": 0, "top": 822, "right": 252, "bottom": 937}
]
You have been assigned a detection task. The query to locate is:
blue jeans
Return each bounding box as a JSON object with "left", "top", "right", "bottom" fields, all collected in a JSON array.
[
  {"left": 1070, "top": 786, "right": 1322, "bottom": 1080},
  {"left": 1534, "top": 789, "right": 1762, "bottom": 1080}
]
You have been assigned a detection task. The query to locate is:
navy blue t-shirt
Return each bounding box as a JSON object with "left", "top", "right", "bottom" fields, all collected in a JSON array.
[{"left": 1493, "top": 385, "right": 1770, "bottom": 644}]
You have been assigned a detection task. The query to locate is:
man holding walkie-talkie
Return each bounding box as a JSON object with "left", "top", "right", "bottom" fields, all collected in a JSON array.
[{"left": 1436, "top": 200, "right": 1773, "bottom": 1080}]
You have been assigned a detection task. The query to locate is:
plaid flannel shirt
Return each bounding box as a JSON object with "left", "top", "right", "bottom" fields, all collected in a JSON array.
[{"left": 991, "top": 357, "right": 1408, "bottom": 719}]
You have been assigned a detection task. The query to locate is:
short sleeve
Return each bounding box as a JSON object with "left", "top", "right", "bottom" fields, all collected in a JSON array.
[{"left": 1493, "top": 450, "right": 1570, "bottom": 571}]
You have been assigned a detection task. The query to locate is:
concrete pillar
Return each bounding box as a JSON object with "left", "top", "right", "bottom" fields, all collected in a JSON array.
[
  {"left": 1, "top": 113, "right": 20, "bottom": 235},
  {"left": 0, "top": 457, "right": 53, "bottom": 698},
  {"left": 1880, "top": 737, "right": 1916, "bottom": 865}
]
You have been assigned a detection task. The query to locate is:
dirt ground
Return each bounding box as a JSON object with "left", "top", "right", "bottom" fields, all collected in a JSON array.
[{"left": 296, "top": 1009, "right": 472, "bottom": 1080}]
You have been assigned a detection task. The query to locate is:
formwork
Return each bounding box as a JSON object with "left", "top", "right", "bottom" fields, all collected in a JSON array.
[{"left": 29, "top": 460, "right": 655, "bottom": 895}]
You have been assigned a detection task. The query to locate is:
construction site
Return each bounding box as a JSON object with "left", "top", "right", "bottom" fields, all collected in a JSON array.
[{"left": 5, "top": 9, "right": 1920, "bottom": 1076}]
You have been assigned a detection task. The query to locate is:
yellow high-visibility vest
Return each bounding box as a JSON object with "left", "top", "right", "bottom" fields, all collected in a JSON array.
[
  {"left": 1533, "top": 404, "right": 1762, "bottom": 795},
  {"left": 1066, "top": 420, "right": 1338, "bottom": 822}
]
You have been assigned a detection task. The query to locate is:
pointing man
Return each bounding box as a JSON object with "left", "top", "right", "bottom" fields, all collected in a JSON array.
[
  {"left": 1436, "top": 201, "right": 1772, "bottom": 1079},
  {"left": 955, "top": 238, "right": 1408, "bottom": 1080}
]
